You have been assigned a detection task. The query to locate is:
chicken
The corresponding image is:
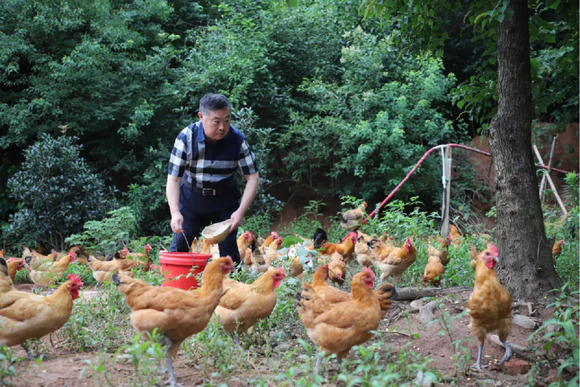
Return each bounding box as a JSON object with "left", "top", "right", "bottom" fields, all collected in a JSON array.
[
  {"left": 112, "top": 256, "right": 234, "bottom": 386},
  {"left": 373, "top": 236, "right": 417, "bottom": 283},
  {"left": 25, "top": 251, "right": 76, "bottom": 292},
  {"left": 449, "top": 224, "right": 463, "bottom": 247},
  {"left": 327, "top": 252, "right": 347, "bottom": 287},
  {"left": 22, "top": 245, "right": 57, "bottom": 262},
  {"left": 552, "top": 239, "right": 565, "bottom": 264},
  {"left": 237, "top": 231, "right": 255, "bottom": 266},
  {"left": 87, "top": 255, "right": 119, "bottom": 285},
  {"left": 259, "top": 232, "right": 280, "bottom": 251},
  {"left": 422, "top": 235, "right": 452, "bottom": 287},
  {"left": 114, "top": 245, "right": 153, "bottom": 276},
  {"left": 466, "top": 243, "right": 512, "bottom": 371},
  {"left": 0, "top": 264, "right": 83, "bottom": 360},
  {"left": 7, "top": 258, "right": 25, "bottom": 281},
  {"left": 317, "top": 231, "right": 357, "bottom": 262},
  {"left": 367, "top": 237, "right": 396, "bottom": 261},
  {"left": 297, "top": 267, "right": 382, "bottom": 373},
  {"left": 312, "top": 228, "right": 329, "bottom": 250},
  {"left": 214, "top": 267, "right": 286, "bottom": 336},
  {"left": 287, "top": 243, "right": 316, "bottom": 277},
  {"left": 337, "top": 202, "right": 367, "bottom": 230},
  {"left": 310, "top": 265, "right": 397, "bottom": 315},
  {"left": 311, "top": 264, "right": 351, "bottom": 304},
  {"left": 355, "top": 235, "right": 374, "bottom": 267}
]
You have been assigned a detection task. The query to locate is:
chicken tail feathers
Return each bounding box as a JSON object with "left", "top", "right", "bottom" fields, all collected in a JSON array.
[{"left": 112, "top": 273, "right": 122, "bottom": 286}]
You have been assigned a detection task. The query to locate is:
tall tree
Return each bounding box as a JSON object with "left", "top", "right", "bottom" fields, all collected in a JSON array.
[
  {"left": 360, "top": 0, "right": 566, "bottom": 298},
  {"left": 487, "top": 0, "right": 560, "bottom": 296}
]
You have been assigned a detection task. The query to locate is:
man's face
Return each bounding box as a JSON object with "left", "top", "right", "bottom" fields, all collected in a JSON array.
[{"left": 199, "top": 108, "right": 231, "bottom": 141}]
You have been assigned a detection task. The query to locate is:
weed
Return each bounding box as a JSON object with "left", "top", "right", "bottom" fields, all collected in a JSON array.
[
  {"left": 0, "top": 345, "right": 18, "bottom": 384},
  {"left": 528, "top": 285, "right": 579, "bottom": 385},
  {"left": 114, "top": 330, "right": 166, "bottom": 386}
]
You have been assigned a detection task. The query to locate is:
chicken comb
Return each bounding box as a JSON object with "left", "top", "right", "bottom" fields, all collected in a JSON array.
[
  {"left": 362, "top": 267, "right": 375, "bottom": 278},
  {"left": 487, "top": 243, "right": 499, "bottom": 257},
  {"left": 123, "top": 246, "right": 129, "bottom": 254},
  {"left": 145, "top": 243, "right": 152, "bottom": 253},
  {"left": 275, "top": 267, "right": 286, "bottom": 277},
  {"left": 67, "top": 273, "right": 83, "bottom": 285}
]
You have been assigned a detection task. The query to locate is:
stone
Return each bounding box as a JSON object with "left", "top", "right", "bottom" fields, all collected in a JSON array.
[{"left": 504, "top": 359, "right": 531, "bottom": 375}]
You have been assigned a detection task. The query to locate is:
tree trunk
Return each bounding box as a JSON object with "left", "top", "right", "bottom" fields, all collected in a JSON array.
[{"left": 486, "top": 0, "right": 561, "bottom": 300}]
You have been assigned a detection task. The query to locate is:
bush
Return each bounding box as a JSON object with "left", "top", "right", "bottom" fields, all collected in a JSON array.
[{"left": 3, "top": 134, "right": 114, "bottom": 251}]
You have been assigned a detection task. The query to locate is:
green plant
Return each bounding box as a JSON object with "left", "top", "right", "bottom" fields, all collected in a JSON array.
[
  {"left": 4, "top": 134, "right": 114, "bottom": 251},
  {"left": 528, "top": 285, "right": 579, "bottom": 385},
  {"left": 426, "top": 298, "right": 472, "bottom": 376},
  {"left": 0, "top": 345, "right": 18, "bottom": 384},
  {"left": 65, "top": 207, "right": 138, "bottom": 256},
  {"left": 58, "top": 282, "right": 133, "bottom": 352},
  {"left": 114, "top": 330, "right": 167, "bottom": 387}
]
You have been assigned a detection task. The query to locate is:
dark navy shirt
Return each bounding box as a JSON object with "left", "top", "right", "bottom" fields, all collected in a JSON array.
[{"left": 168, "top": 121, "right": 258, "bottom": 190}]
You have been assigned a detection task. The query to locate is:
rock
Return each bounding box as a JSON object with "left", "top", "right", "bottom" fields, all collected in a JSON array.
[
  {"left": 513, "top": 314, "right": 538, "bottom": 330},
  {"left": 504, "top": 359, "right": 531, "bottom": 375},
  {"left": 416, "top": 301, "right": 438, "bottom": 324},
  {"left": 410, "top": 299, "right": 424, "bottom": 311}
]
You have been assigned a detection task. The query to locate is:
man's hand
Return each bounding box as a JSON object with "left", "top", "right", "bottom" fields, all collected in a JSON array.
[
  {"left": 229, "top": 208, "right": 244, "bottom": 232},
  {"left": 170, "top": 213, "right": 184, "bottom": 234}
]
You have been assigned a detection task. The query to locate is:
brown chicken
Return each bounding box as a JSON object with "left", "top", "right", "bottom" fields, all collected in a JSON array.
[
  {"left": 422, "top": 235, "right": 452, "bottom": 286},
  {"left": 373, "top": 236, "right": 417, "bottom": 283},
  {"left": 7, "top": 258, "right": 25, "bottom": 281},
  {"left": 214, "top": 267, "right": 286, "bottom": 335},
  {"left": 0, "top": 263, "right": 83, "bottom": 360},
  {"left": 354, "top": 233, "right": 374, "bottom": 267},
  {"left": 237, "top": 231, "right": 255, "bottom": 266},
  {"left": 467, "top": 243, "right": 512, "bottom": 371},
  {"left": 87, "top": 255, "right": 119, "bottom": 285},
  {"left": 311, "top": 264, "right": 351, "bottom": 304},
  {"left": 22, "top": 245, "right": 57, "bottom": 262},
  {"left": 310, "top": 265, "right": 397, "bottom": 317},
  {"left": 552, "top": 239, "right": 565, "bottom": 264},
  {"left": 297, "top": 267, "right": 382, "bottom": 373},
  {"left": 337, "top": 202, "right": 367, "bottom": 230},
  {"left": 327, "top": 252, "right": 347, "bottom": 287},
  {"left": 112, "top": 256, "right": 234, "bottom": 386},
  {"left": 259, "top": 232, "right": 281, "bottom": 251},
  {"left": 318, "top": 231, "right": 357, "bottom": 262},
  {"left": 449, "top": 224, "right": 463, "bottom": 247},
  {"left": 25, "top": 251, "right": 76, "bottom": 292},
  {"left": 114, "top": 245, "right": 153, "bottom": 276}
]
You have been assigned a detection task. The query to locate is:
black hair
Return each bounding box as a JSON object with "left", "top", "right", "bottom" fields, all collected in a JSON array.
[{"left": 199, "top": 94, "right": 231, "bottom": 115}]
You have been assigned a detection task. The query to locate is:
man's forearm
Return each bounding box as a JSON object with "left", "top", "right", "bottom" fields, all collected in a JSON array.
[
  {"left": 166, "top": 175, "right": 182, "bottom": 216},
  {"left": 238, "top": 172, "right": 260, "bottom": 215}
]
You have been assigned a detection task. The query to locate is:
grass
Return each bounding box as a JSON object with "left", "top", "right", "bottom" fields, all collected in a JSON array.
[{"left": 2, "top": 197, "right": 578, "bottom": 386}]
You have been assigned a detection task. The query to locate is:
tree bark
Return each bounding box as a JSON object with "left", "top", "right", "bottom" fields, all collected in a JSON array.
[
  {"left": 395, "top": 286, "right": 472, "bottom": 301},
  {"left": 486, "top": 0, "right": 561, "bottom": 299}
]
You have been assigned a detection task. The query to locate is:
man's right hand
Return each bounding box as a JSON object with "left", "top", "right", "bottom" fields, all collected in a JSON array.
[{"left": 170, "top": 213, "right": 184, "bottom": 234}]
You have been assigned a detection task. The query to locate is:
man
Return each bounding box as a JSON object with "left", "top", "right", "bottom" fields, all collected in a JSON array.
[{"left": 166, "top": 94, "right": 260, "bottom": 264}]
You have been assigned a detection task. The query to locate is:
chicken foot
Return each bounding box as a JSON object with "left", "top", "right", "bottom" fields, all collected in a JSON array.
[
  {"left": 162, "top": 337, "right": 181, "bottom": 387},
  {"left": 20, "top": 343, "right": 35, "bottom": 361},
  {"left": 471, "top": 341, "right": 512, "bottom": 371}
]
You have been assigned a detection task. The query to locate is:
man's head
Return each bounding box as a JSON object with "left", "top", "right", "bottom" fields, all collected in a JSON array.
[{"left": 198, "top": 94, "right": 231, "bottom": 142}]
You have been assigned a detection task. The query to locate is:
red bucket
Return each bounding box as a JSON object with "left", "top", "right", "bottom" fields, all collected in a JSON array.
[{"left": 159, "top": 252, "right": 212, "bottom": 290}]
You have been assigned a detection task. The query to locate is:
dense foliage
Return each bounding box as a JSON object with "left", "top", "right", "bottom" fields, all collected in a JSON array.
[
  {"left": 4, "top": 134, "right": 114, "bottom": 249},
  {"left": 0, "top": 0, "right": 577, "bottom": 255}
]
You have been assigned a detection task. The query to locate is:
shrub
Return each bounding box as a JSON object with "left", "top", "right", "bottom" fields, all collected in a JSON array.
[{"left": 4, "top": 134, "right": 114, "bottom": 251}]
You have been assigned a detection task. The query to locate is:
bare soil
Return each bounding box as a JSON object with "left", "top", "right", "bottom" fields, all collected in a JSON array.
[{"left": 5, "top": 282, "right": 563, "bottom": 387}]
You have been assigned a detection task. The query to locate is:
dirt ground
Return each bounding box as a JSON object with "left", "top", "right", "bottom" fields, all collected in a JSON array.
[{"left": 5, "top": 282, "right": 564, "bottom": 387}]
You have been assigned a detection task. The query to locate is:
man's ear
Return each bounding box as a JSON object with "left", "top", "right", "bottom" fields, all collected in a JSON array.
[{"left": 198, "top": 112, "right": 203, "bottom": 120}]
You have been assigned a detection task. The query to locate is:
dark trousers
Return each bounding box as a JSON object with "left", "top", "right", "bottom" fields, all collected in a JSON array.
[{"left": 168, "top": 182, "right": 241, "bottom": 265}]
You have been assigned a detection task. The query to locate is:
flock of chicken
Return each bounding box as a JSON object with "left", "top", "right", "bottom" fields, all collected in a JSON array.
[{"left": 0, "top": 201, "right": 559, "bottom": 384}]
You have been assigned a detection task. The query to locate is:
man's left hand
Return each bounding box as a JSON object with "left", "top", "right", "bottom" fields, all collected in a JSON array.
[{"left": 229, "top": 208, "right": 244, "bottom": 232}]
